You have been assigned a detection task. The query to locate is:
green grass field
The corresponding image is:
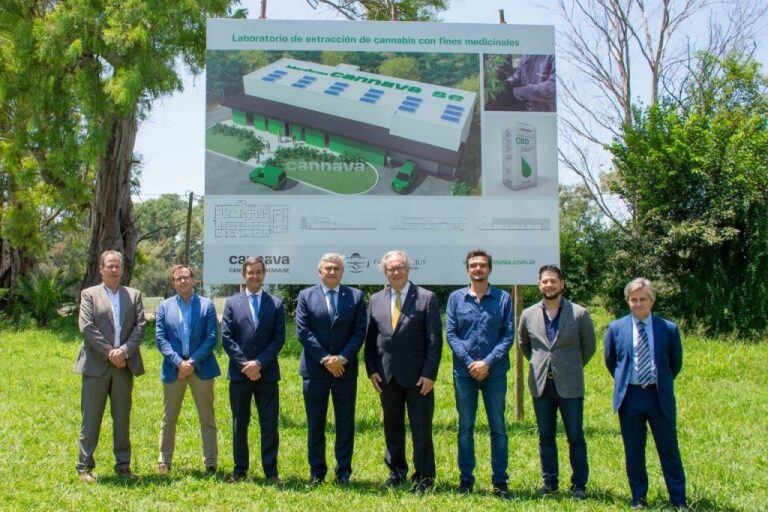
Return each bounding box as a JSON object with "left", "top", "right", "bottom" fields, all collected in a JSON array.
[
  {"left": 205, "top": 128, "right": 251, "bottom": 160},
  {"left": 1, "top": 311, "right": 766, "bottom": 511},
  {"left": 282, "top": 160, "right": 378, "bottom": 194}
]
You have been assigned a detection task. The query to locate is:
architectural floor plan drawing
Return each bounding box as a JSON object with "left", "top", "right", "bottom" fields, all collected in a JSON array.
[
  {"left": 478, "top": 217, "right": 551, "bottom": 231},
  {"left": 301, "top": 217, "right": 378, "bottom": 230},
  {"left": 213, "top": 202, "right": 288, "bottom": 238},
  {"left": 390, "top": 217, "right": 466, "bottom": 231}
]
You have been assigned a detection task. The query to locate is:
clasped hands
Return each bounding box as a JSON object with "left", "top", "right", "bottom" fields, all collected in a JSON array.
[
  {"left": 323, "top": 355, "right": 345, "bottom": 378},
  {"left": 241, "top": 360, "right": 262, "bottom": 381},
  {"left": 178, "top": 359, "right": 195, "bottom": 379},
  {"left": 108, "top": 349, "right": 126, "bottom": 368},
  {"left": 369, "top": 373, "right": 434, "bottom": 396},
  {"left": 468, "top": 360, "right": 490, "bottom": 381}
]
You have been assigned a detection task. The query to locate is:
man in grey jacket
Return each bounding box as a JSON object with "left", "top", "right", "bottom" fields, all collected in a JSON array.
[{"left": 518, "top": 264, "right": 595, "bottom": 499}]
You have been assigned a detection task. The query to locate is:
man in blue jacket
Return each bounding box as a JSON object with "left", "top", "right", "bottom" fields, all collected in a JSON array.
[
  {"left": 446, "top": 250, "right": 514, "bottom": 498},
  {"left": 222, "top": 256, "right": 286, "bottom": 484},
  {"left": 155, "top": 264, "right": 220, "bottom": 475},
  {"left": 295, "top": 253, "right": 367, "bottom": 486},
  {"left": 605, "top": 278, "right": 687, "bottom": 510}
]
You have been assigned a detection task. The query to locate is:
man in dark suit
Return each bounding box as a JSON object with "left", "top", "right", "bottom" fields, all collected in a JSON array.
[
  {"left": 518, "top": 264, "right": 596, "bottom": 500},
  {"left": 222, "top": 256, "right": 286, "bottom": 484},
  {"left": 365, "top": 250, "right": 442, "bottom": 492},
  {"left": 155, "top": 264, "right": 220, "bottom": 475},
  {"left": 605, "top": 278, "right": 687, "bottom": 510},
  {"left": 76, "top": 250, "right": 145, "bottom": 482},
  {"left": 295, "top": 253, "right": 367, "bottom": 486}
]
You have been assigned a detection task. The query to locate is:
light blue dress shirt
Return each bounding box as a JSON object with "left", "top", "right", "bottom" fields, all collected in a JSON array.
[
  {"left": 176, "top": 294, "right": 193, "bottom": 357},
  {"left": 104, "top": 286, "right": 121, "bottom": 348}
]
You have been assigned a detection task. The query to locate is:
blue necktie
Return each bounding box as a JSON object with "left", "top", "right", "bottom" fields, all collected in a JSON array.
[
  {"left": 327, "top": 290, "right": 337, "bottom": 321},
  {"left": 250, "top": 293, "right": 260, "bottom": 325},
  {"left": 636, "top": 321, "right": 653, "bottom": 385}
]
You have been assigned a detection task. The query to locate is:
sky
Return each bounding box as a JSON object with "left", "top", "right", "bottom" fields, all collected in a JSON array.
[{"left": 133, "top": 0, "right": 767, "bottom": 200}]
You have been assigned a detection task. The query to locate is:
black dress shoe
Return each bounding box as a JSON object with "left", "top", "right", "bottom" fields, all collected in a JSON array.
[
  {"left": 381, "top": 474, "right": 406, "bottom": 489},
  {"left": 630, "top": 498, "right": 647, "bottom": 510},
  {"left": 410, "top": 479, "right": 433, "bottom": 493},
  {"left": 492, "top": 482, "right": 513, "bottom": 499},
  {"left": 571, "top": 488, "right": 587, "bottom": 500},
  {"left": 537, "top": 482, "right": 558, "bottom": 495},
  {"left": 205, "top": 465, "right": 217, "bottom": 475},
  {"left": 335, "top": 475, "right": 351, "bottom": 487},
  {"left": 227, "top": 473, "right": 246, "bottom": 483},
  {"left": 457, "top": 480, "right": 473, "bottom": 494},
  {"left": 672, "top": 502, "right": 689, "bottom": 511},
  {"left": 266, "top": 476, "right": 285, "bottom": 488}
]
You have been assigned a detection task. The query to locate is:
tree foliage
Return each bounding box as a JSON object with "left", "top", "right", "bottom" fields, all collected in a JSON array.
[
  {"left": 606, "top": 53, "right": 768, "bottom": 335},
  {"left": 306, "top": 0, "right": 447, "bottom": 21}
]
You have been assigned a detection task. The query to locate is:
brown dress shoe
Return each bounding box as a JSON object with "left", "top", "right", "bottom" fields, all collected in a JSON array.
[
  {"left": 78, "top": 471, "right": 97, "bottom": 483},
  {"left": 116, "top": 467, "right": 137, "bottom": 480}
]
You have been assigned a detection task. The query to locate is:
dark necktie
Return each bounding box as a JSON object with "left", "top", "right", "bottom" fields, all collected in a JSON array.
[
  {"left": 327, "top": 290, "right": 337, "bottom": 321},
  {"left": 636, "top": 321, "right": 653, "bottom": 385}
]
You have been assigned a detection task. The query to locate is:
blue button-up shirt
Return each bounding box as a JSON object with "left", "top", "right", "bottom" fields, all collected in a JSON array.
[
  {"left": 446, "top": 285, "right": 514, "bottom": 378},
  {"left": 176, "top": 294, "right": 194, "bottom": 357},
  {"left": 104, "top": 286, "right": 121, "bottom": 348},
  {"left": 542, "top": 299, "right": 564, "bottom": 345},
  {"left": 629, "top": 314, "right": 657, "bottom": 385}
]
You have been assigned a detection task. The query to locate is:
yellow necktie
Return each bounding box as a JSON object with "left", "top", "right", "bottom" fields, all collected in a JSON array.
[{"left": 391, "top": 292, "right": 401, "bottom": 330}]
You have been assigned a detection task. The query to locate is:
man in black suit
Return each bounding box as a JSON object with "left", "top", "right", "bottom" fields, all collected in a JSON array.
[
  {"left": 222, "top": 256, "right": 286, "bottom": 484},
  {"left": 295, "top": 253, "right": 367, "bottom": 486},
  {"left": 365, "top": 250, "right": 442, "bottom": 492}
]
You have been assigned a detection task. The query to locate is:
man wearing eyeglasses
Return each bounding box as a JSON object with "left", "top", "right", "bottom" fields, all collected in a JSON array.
[
  {"left": 365, "top": 250, "right": 442, "bottom": 493},
  {"left": 155, "top": 265, "right": 220, "bottom": 475}
]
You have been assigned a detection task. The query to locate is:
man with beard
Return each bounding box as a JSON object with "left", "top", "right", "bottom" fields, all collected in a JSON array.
[
  {"left": 445, "top": 250, "right": 514, "bottom": 498},
  {"left": 518, "top": 264, "right": 596, "bottom": 500}
]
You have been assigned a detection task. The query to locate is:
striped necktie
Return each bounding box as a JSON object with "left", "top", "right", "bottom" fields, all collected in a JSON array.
[{"left": 636, "top": 321, "right": 653, "bottom": 385}]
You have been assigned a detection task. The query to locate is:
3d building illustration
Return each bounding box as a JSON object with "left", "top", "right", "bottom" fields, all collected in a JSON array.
[{"left": 220, "top": 58, "right": 477, "bottom": 177}]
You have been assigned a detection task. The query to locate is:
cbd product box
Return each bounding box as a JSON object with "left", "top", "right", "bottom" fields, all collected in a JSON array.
[{"left": 502, "top": 122, "right": 537, "bottom": 190}]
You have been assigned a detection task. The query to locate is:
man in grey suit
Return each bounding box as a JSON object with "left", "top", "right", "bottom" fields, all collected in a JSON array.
[
  {"left": 365, "top": 250, "right": 442, "bottom": 493},
  {"left": 518, "top": 264, "right": 596, "bottom": 499},
  {"left": 75, "top": 250, "right": 145, "bottom": 482}
]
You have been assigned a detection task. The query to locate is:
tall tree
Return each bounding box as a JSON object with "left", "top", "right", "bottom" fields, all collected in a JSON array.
[
  {"left": 2, "top": 0, "right": 237, "bottom": 291},
  {"left": 306, "top": 0, "right": 447, "bottom": 20},
  {"left": 554, "top": 0, "right": 767, "bottom": 226}
]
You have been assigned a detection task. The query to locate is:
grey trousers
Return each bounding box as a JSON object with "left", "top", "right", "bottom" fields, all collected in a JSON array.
[
  {"left": 158, "top": 373, "right": 218, "bottom": 468},
  {"left": 77, "top": 365, "right": 133, "bottom": 472}
]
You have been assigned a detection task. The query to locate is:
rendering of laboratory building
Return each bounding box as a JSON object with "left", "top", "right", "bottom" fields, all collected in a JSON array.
[{"left": 220, "top": 58, "right": 477, "bottom": 177}]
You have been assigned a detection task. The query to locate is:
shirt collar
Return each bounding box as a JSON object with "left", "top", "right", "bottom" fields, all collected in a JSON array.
[
  {"left": 540, "top": 296, "right": 564, "bottom": 310},
  {"left": 176, "top": 292, "right": 196, "bottom": 305},
  {"left": 391, "top": 281, "right": 410, "bottom": 298},
  {"left": 246, "top": 289, "right": 262, "bottom": 299},
  {"left": 465, "top": 285, "right": 495, "bottom": 299},
  {"left": 103, "top": 285, "right": 120, "bottom": 297},
  {"left": 321, "top": 284, "right": 341, "bottom": 295},
  {"left": 632, "top": 314, "right": 653, "bottom": 327}
]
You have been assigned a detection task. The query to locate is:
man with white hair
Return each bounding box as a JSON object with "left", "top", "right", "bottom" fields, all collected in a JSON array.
[
  {"left": 295, "top": 253, "right": 367, "bottom": 486},
  {"left": 604, "top": 278, "right": 687, "bottom": 510},
  {"left": 365, "top": 250, "right": 442, "bottom": 493}
]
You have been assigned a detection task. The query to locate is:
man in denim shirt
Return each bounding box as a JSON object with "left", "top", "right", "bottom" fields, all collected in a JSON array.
[{"left": 446, "top": 249, "right": 514, "bottom": 498}]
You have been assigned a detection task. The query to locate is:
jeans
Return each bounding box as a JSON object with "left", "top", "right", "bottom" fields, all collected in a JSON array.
[
  {"left": 454, "top": 375, "right": 509, "bottom": 485},
  {"left": 531, "top": 378, "right": 588, "bottom": 490}
]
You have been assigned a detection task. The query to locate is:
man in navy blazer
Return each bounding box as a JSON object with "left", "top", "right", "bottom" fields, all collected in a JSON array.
[
  {"left": 295, "top": 253, "right": 367, "bottom": 486},
  {"left": 365, "top": 250, "right": 442, "bottom": 492},
  {"left": 155, "top": 264, "right": 220, "bottom": 475},
  {"left": 605, "top": 278, "right": 687, "bottom": 510},
  {"left": 222, "top": 257, "right": 286, "bottom": 484}
]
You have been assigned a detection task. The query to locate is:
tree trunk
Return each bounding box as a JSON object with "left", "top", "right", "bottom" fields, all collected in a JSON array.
[
  {"left": 0, "top": 237, "right": 35, "bottom": 289},
  {"left": 81, "top": 110, "right": 139, "bottom": 290}
]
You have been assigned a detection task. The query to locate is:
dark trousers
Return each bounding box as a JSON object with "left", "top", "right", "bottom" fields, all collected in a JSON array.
[
  {"left": 229, "top": 379, "right": 279, "bottom": 477},
  {"left": 77, "top": 365, "right": 133, "bottom": 473},
  {"left": 618, "top": 385, "right": 686, "bottom": 506},
  {"left": 302, "top": 377, "right": 357, "bottom": 479},
  {"left": 380, "top": 379, "right": 436, "bottom": 482},
  {"left": 531, "top": 378, "right": 588, "bottom": 490}
]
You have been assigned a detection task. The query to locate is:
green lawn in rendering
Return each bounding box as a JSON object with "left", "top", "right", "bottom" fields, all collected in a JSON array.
[
  {"left": 1, "top": 308, "right": 766, "bottom": 510},
  {"left": 205, "top": 127, "right": 252, "bottom": 160},
  {"left": 282, "top": 160, "right": 378, "bottom": 194}
]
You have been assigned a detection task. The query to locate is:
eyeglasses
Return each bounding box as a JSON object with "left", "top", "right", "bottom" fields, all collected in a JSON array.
[{"left": 385, "top": 265, "right": 407, "bottom": 274}]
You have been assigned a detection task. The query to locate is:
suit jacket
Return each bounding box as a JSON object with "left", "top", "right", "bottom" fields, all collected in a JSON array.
[
  {"left": 518, "top": 298, "right": 596, "bottom": 399},
  {"left": 295, "top": 284, "right": 367, "bottom": 380},
  {"left": 75, "top": 284, "right": 145, "bottom": 377},
  {"left": 155, "top": 293, "right": 221, "bottom": 383},
  {"left": 604, "top": 314, "right": 683, "bottom": 420},
  {"left": 364, "top": 282, "right": 442, "bottom": 387},
  {"left": 221, "top": 290, "right": 285, "bottom": 382}
]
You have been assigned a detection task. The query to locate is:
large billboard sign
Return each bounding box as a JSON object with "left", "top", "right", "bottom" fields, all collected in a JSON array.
[{"left": 204, "top": 19, "right": 558, "bottom": 284}]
